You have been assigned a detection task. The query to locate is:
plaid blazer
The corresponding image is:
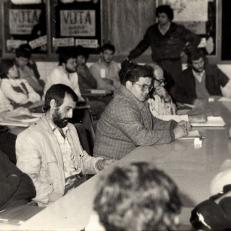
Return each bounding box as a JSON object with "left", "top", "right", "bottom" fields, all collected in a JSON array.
[{"left": 94, "top": 86, "right": 176, "bottom": 159}]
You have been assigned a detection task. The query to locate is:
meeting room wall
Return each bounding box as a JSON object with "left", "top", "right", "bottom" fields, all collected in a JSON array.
[{"left": 0, "top": 1, "right": 230, "bottom": 66}]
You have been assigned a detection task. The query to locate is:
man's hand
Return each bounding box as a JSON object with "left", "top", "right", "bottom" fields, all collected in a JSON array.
[
  {"left": 178, "top": 120, "right": 191, "bottom": 132},
  {"left": 96, "top": 158, "right": 116, "bottom": 171},
  {"left": 173, "top": 120, "right": 191, "bottom": 139}
]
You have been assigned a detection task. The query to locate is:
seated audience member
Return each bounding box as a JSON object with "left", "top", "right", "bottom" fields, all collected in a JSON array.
[
  {"left": 76, "top": 45, "right": 107, "bottom": 119},
  {"left": 9, "top": 44, "right": 44, "bottom": 94},
  {"left": 93, "top": 61, "right": 189, "bottom": 160},
  {"left": 90, "top": 43, "right": 120, "bottom": 91},
  {"left": 86, "top": 162, "right": 181, "bottom": 231},
  {"left": 44, "top": 47, "right": 84, "bottom": 101},
  {"left": 0, "top": 59, "right": 41, "bottom": 107},
  {"left": 148, "top": 63, "right": 176, "bottom": 118},
  {"left": 0, "top": 150, "right": 36, "bottom": 210},
  {"left": 76, "top": 45, "right": 97, "bottom": 91},
  {"left": 16, "top": 84, "right": 114, "bottom": 206},
  {"left": 174, "top": 48, "right": 231, "bottom": 106}
]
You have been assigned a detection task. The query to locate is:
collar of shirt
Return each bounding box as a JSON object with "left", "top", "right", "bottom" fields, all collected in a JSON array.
[{"left": 192, "top": 69, "right": 205, "bottom": 83}]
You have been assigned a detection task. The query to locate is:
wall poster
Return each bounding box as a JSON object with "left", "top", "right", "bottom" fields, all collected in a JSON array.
[{"left": 54, "top": 0, "right": 101, "bottom": 52}]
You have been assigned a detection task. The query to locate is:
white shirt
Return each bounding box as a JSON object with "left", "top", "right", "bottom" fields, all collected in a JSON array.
[
  {"left": 44, "top": 66, "right": 82, "bottom": 99},
  {"left": 51, "top": 125, "right": 81, "bottom": 187},
  {"left": 0, "top": 87, "right": 13, "bottom": 113},
  {"left": 1, "top": 78, "right": 41, "bottom": 105}
]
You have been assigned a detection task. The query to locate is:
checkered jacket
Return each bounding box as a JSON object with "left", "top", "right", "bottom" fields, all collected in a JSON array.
[{"left": 93, "top": 86, "right": 176, "bottom": 159}]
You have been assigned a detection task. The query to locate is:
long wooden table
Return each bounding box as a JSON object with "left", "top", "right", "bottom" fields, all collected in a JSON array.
[{"left": 2, "top": 100, "right": 231, "bottom": 231}]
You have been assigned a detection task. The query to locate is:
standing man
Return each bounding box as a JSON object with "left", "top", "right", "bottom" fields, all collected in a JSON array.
[
  {"left": 93, "top": 61, "right": 189, "bottom": 160},
  {"left": 90, "top": 43, "right": 120, "bottom": 91},
  {"left": 16, "top": 84, "right": 114, "bottom": 206},
  {"left": 127, "top": 5, "right": 200, "bottom": 93}
]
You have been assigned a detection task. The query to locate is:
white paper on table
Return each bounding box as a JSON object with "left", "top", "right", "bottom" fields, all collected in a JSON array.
[
  {"left": 179, "top": 130, "right": 201, "bottom": 140},
  {"left": 218, "top": 97, "right": 231, "bottom": 102},
  {"left": 191, "top": 116, "right": 225, "bottom": 127},
  {"left": 160, "top": 114, "right": 189, "bottom": 122}
]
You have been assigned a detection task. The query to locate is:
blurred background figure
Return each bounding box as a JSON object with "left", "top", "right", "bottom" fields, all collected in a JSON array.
[
  {"left": 11, "top": 44, "right": 44, "bottom": 94},
  {"left": 76, "top": 45, "right": 97, "bottom": 92},
  {"left": 0, "top": 59, "right": 41, "bottom": 107},
  {"left": 174, "top": 48, "right": 231, "bottom": 108},
  {"left": 86, "top": 162, "right": 182, "bottom": 231},
  {"left": 90, "top": 43, "right": 120, "bottom": 92}
]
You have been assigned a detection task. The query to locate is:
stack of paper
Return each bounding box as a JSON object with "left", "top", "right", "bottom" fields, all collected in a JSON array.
[{"left": 191, "top": 116, "right": 225, "bottom": 127}]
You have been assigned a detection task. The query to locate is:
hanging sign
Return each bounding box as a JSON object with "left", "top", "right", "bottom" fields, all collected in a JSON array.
[
  {"left": 9, "top": 9, "right": 41, "bottom": 35},
  {"left": 60, "top": 10, "right": 96, "bottom": 36}
]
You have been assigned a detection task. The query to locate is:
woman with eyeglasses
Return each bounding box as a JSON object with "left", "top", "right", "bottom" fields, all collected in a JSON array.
[{"left": 148, "top": 63, "right": 176, "bottom": 118}]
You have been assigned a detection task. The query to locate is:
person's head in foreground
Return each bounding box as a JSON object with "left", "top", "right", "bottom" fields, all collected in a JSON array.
[
  {"left": 119, "top": 60, "right": 154, "bottom": 102},
  {"left": 94, "top": 162, "right": 182, "bottom": 231},
  {"left": 43, "top": 84, "right": 78, "bottom": 128}
]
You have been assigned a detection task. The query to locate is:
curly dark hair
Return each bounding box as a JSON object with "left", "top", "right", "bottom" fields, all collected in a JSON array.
[
  {"left": 156, "top": 5, "right": 174, "bottom": 21},
  {"left": 119, "top": 60, "right": 154, "bottom": 85},
  {"left": 94, "top": 162, "right": 182, "bottom": 231}
]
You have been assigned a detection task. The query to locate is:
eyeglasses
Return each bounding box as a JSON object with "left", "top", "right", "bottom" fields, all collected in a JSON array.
[
  {"left": 154, "top": 78, "right": 166, "bottom": 86},
  {"left": 134, "top": 83, "right": 153, "bottom": 92}
]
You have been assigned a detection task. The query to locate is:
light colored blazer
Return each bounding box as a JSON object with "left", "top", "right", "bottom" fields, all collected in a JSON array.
[{"left": 16, "top": 116, "right": 101, "bottom": 206}]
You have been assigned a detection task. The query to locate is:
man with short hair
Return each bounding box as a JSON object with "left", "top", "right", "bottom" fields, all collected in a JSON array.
[
  {"left": 44, "top": 47, "right": 84, "bottom": 101},
  {"left": 93, "top": 61, "right": 189, "bottom": 160},
  {"left": 90, "top": 43, "right": 120, "bottom": 91},
  {"left": 16, "top": 84, "right": 113, "bottom": 206},
  {"left": 174, "top": 48, "right": 231, "bottom": 106}
]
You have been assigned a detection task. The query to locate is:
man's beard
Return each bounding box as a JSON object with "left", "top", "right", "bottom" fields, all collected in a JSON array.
[{"left": 52, "top": 109, "right": 68, "bottom": 128}]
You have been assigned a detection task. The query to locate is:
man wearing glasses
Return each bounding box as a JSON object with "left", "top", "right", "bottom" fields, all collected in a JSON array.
[
  {"left": 93, "top": 61, "right": 189, "bottom": 160},
  {"left": 148, "top": 63, "right": 176, "bottom": 118}
]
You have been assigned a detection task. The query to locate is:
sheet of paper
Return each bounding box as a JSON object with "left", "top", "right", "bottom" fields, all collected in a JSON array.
[
  {"left": 191, "top": 116, "right": 225, "bottom": 127},
  {"left": 179, "top": 130, "right": 201, "bottom": 140},
  {"left": 218, "top": 97, "right": 231, "bottom": 102}
]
